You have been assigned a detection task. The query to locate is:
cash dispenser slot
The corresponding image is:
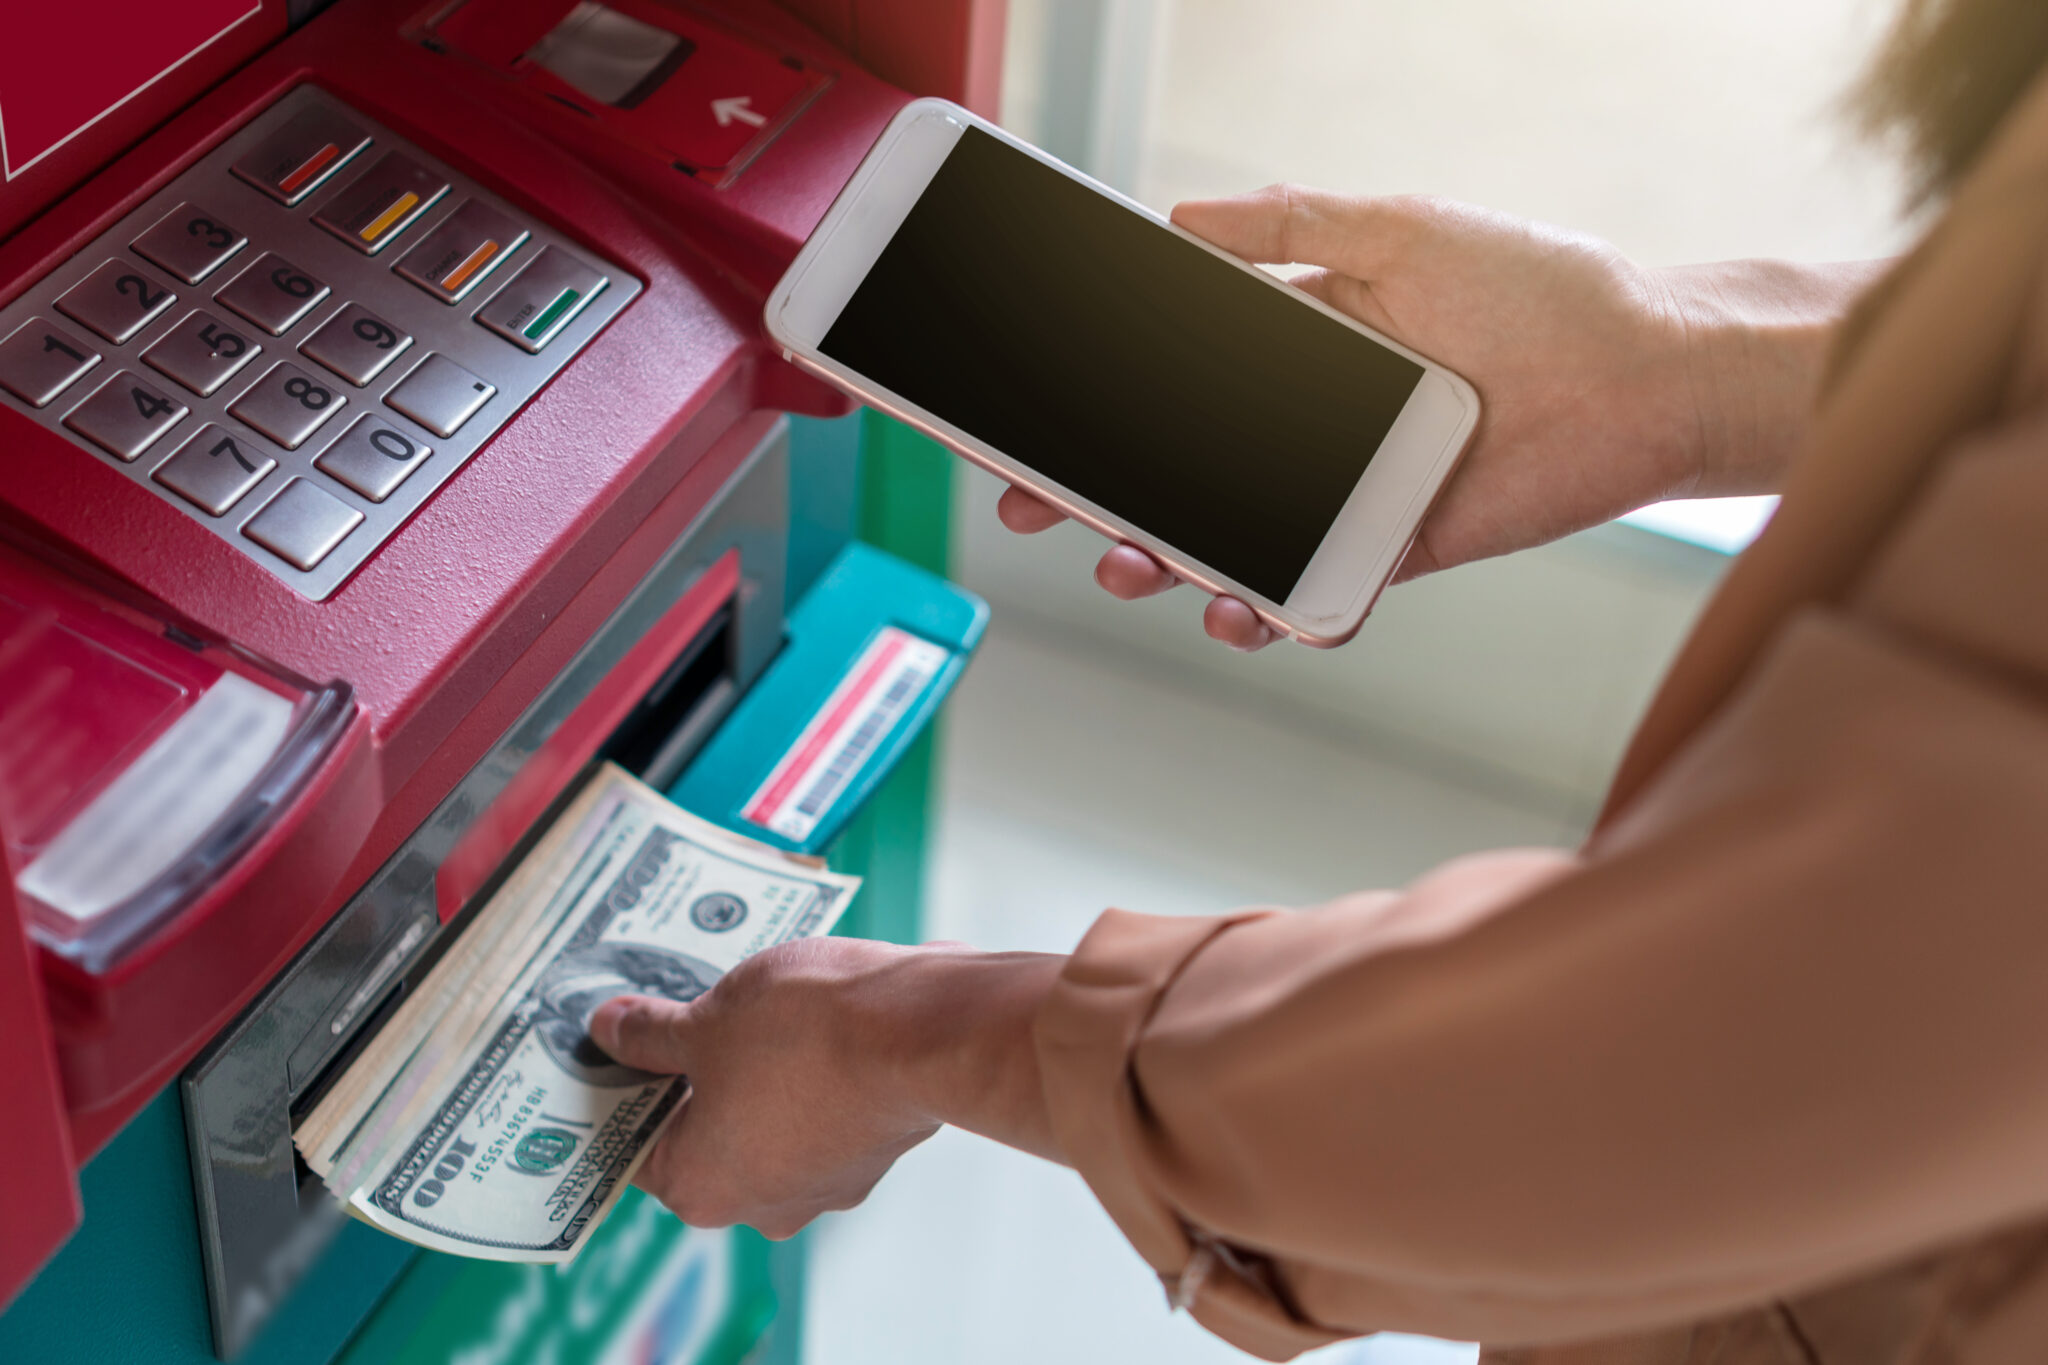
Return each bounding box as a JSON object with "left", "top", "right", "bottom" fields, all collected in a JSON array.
[
  {"left": 181, "top": 420, "right": 791, "bottom": 1361},
  {"left": 179, "top": 415, "right": 989, "bottom": 1359}
]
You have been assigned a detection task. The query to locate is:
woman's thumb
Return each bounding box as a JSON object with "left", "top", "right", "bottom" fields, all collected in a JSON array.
[{"left": 590, "top": 995, "right": 692, "bottom": 1073}]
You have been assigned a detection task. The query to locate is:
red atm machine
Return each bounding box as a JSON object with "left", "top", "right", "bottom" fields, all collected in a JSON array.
[{"left": 0, "top": 2, "right": 1000, "bottom": 1361}]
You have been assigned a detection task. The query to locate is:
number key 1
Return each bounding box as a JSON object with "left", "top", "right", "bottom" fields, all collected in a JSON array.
[
  {"left": 0, "top": 316, "right": 101, "bottom": 407},
  {"left": 131, "top": 202, "right": 248, "bottom": 285}
]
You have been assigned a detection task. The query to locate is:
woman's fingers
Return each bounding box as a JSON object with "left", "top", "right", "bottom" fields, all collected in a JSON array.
[
  {"left": 1171, "top": 184, "right": 1422, "bottom": 279},
  {"left": 996, "top": 485, "right": 1068, "bottom": 533},
  {"left": 1203, "top": 596, "right": 1278, "bottom": 652},
  {"left": 999, "top": 485, "right": 1273, "bottom": 648},
  {"left": 1095, "top": 544, "right": 1178, "bottom": 599}
]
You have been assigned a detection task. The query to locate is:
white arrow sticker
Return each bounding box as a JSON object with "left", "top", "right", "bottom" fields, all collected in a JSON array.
[{"left": 711, "top": 96, "right": 768, "bottom": 129}]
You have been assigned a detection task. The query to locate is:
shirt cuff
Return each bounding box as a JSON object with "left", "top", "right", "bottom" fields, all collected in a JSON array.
[{"left": 1034, "top": 907, "right": 1350, "bottom": 1361}]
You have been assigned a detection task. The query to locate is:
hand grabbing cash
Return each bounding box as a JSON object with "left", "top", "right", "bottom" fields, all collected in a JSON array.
[{"left": 294, "top": 762, "right": 860, "bottom": 1263}]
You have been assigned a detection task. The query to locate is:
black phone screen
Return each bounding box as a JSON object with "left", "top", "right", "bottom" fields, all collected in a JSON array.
[{"left": 820, "top": 126, "right": 1426, "bottom": 604}]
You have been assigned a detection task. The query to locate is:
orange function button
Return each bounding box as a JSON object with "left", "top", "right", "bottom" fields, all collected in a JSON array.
[
  {"left": 231, "top": 108, "right": 371, "bottom": 206},
  {"left": 395, "top": 200, "right": 531, "bottom": 305},
  {"left": 313, "top": 153, "right": 448, "bottom": 255}
]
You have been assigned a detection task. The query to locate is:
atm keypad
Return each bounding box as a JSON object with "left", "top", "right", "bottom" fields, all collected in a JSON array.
[
  {"left": 229, "top": 362, "right": 347, "bottom": 449},
  {"left": 217, "top": 253, "right": 331, "bottom": 336},
  {"left": 63, "top": 371, "right": 189, "bottom": 461},
  {"left": 56, "top": 261, "right": 179, "bottom": 345},
  {"left": 0, "top": 86, "right": 638, "bottom": 599},
  {"left": 154, "top": 425, "right": 278, "bottom": 514},
  {"left": 131, "top": 203, "right": 248, "bottom": 285},
  {"left": 0, "top": 318, "right": 101, "bottom": 407},
  {"left": 300, "top": 304, "right": 412, "bottom": 386}
]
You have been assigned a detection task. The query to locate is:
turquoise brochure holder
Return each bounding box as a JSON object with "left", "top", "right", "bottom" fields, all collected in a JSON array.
[{"left": 667, "top": 542, "right": 987, "bottom": 856}]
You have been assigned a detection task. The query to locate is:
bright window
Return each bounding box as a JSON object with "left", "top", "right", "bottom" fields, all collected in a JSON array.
[{"left": 1001, "top": 0, "right": 1909, "bottom": 557}]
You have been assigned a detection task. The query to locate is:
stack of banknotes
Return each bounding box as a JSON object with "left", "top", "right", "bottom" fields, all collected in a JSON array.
[{"left": 296, "top": 762, "right": 861, "bottom": 1263}]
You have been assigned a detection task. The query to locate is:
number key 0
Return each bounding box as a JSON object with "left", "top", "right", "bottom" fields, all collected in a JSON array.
[{"left": 229, "top": 361, "right": 346, "bottom": 449}]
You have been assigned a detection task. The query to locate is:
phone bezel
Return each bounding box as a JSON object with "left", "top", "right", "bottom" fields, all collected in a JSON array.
[{"left": 766, "top": 98, "right": 1480, "bottom": 646}]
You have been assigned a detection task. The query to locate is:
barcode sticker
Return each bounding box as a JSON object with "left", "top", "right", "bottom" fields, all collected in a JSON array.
[{"left": 741, "top": 627, "right": 951, "bottom": 842}]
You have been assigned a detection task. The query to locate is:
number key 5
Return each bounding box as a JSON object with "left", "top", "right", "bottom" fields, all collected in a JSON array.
[{"left": 143, "top": 310, "right": 264, "bottom": 397}]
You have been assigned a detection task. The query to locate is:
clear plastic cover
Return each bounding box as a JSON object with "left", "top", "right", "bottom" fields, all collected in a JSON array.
[{"left": 0, "top": 537, "right": 353, "bottom": 973}]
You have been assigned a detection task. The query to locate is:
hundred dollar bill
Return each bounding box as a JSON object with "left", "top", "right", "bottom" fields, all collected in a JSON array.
[{"left": 297, "top": 762, "right": 859, "bottom": 1263}]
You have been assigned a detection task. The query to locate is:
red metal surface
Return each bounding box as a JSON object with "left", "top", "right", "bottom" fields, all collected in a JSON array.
[
  {"left": 778, "top": 0, "right": 1008, "bottom": 118},
  {"left": 0, "top": 0, "right": 1001, "bottom": 1180},
  {"left": 437, "top": 549, "right": 740, "bottom": 922},
  {"left": 34, "top": 700, "right": 374, "bottom": 1118},
  {"left": 0, "top": 0, "right": 287, "bottom": 241},
  {"left": 434, "top": 0, "right": 826, "bottom": 178},
  {"left": 0, "top": 859, "right": 78, "bottom": 1313}
]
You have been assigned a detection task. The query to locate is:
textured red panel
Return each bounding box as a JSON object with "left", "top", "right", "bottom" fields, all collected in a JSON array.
[
  {"left": 436, "top": 550, "right": 740, "bottom": 921},
  {"left": 769, "top": 0, "right": 1006, "bottom": 116},
  {"left": 0, "top": 870, "right": 79, "bottom": 1311}
]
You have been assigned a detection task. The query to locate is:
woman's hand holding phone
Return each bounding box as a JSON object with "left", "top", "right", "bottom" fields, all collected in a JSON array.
[{"left": 1000, "top": 187, "right": 1881, "bottom": 650}]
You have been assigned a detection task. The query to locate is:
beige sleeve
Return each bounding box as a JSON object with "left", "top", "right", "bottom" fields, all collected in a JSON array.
[{"left": 1033, "top": 428, "right": 2048, "bottom": 1358}]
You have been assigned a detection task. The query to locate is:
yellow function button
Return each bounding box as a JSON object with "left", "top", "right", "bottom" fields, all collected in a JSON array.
[
  {"left": 360, "top": 192, "right": 420, "bottom": 244},
  {"left": 314, "top": 152, "right": 448, "bottom": 255}
]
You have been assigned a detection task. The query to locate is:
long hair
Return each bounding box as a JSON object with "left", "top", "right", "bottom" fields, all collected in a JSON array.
[
  {"left": 1822, "top": 0, "right": 2048, "bottom": 386},
  {"left": 1854, "top": 0, "right": 2048, "bottom": 202}
]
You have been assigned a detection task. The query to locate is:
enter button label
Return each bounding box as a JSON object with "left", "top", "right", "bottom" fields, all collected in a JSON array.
[{"left": 475, "top": 246, "right": 609, "bottom": 354}]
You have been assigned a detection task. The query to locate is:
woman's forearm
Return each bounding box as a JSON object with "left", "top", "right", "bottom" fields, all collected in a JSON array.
[
  {"left": 879, "top": 947, "right": 1068, "bottom": 1162},
  {"left": 1661, "top": 257, "right": 1893, "bottom": 497}
]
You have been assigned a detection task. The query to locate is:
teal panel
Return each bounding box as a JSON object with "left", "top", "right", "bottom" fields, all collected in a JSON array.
[
  {"left": 667, "top": 542, "right": 987, "bottom": 856},
  {"left": 835, "top": 410, "right": 958, "bottom": 944},
  {"left": 787, "top": 413, "right": 864, "bottom": 601},
  {"left": 0, "top": 1089, "right": 415, "bottom": 1365},
  {"left": 857, "top": 409, "right": 953, "bottom": 577},
  {"left": 335, "top": 1191, "right": 780, "bottom": 1365}
]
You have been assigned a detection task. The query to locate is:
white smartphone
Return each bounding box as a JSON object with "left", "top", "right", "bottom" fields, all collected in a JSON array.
[{"left": 766, "top": 99, "right": 1480, "bottom": 646}]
